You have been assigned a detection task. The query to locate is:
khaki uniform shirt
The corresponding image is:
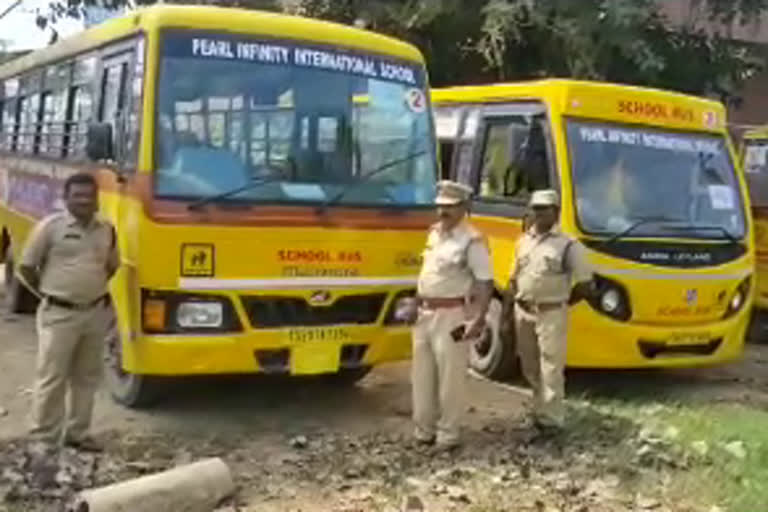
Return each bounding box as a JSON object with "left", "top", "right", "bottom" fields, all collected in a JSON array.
[
  {"left": 418, "top": 220, "right": 493, "bottom": 298},
  {"left": 513, "top": 226, "right": 592, "bottom": 303},
  {"left": 20, "top": 212, "right": 119, "bottom": 304}
]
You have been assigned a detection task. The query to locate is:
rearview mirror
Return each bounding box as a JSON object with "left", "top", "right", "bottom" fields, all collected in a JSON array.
[{"left": 86, "top": 123, "right": 114, "bottom": 162}]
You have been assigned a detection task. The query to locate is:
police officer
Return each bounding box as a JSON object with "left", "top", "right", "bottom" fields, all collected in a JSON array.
[
  {"left": 400, "top": 180, "right": 493, "bottom": 450},
  {"left": 17, "top": 172, "right": 119, "bottom": 452},
  {"left": 505, "top": 189, "right": 592, "bottom": 432}
]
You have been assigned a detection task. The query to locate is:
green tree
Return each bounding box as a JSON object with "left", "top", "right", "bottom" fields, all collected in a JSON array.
[
  {"left": 289, "top": 0, "right": 491, "bottom": 86},
  {"left": 31, "top": 0, "right": 768, "bottom": 102},
  {"left": 476, "top": 0, "right": 764, "bottom": 106}
]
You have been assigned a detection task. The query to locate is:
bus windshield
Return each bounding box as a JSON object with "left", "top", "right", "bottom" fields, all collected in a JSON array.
[
  {"left": 567, "top": 120, "right": 746, "bottom": 240},
  {"left": 154, "top": 32, "right": 436, "bottom": 207}
]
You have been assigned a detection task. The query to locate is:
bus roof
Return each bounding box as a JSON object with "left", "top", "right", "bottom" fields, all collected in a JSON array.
[
  {"left": 431, "top": 79, "right": 727, "bottom": 133},
  {"left": 0, "top": 4, "right": 425, "bottom": 80}
]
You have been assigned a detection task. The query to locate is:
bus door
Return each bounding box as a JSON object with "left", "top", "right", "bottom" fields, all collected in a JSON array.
[
  {"left": 92, "top": 46, "right": 139, "bottom": 379},
  {"left": 434, "top": 101, "right": 558, "bottom": 378}
]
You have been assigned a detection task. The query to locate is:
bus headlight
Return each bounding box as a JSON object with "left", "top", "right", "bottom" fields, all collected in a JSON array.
[
  {"left": 600, "top": 289, "right": 621, "bottom": 313},
  {"left": 177, "top": 302, "right": 224, "bottom": 328},
  {"left": 730, "top": 291, "right": 744, "bottom": 311},
  {"left": 142, "top": 290, "right": 241, "bottom": 334},
  {"left": 723, "top": 276, "right": 752, "bottom": 319},
  {"left": 587, "top": 275, "right": 631, "bottom": 322}
]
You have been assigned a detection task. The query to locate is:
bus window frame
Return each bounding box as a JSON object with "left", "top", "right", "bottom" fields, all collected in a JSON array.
[
  {"left": 468, "top": 101, "right": 558, "bottom": 220},
  {"left": 149, "top": 29, "right": 438, "bottom": 208},
  {"left": 562, "top": 115, "right": 748, "bottom": 241},
  {"left": 0, "top": 32, "right": 143, "bottom": 167},
  {"left": 93, "top": 37, "right": 142, "bottom": 172}
]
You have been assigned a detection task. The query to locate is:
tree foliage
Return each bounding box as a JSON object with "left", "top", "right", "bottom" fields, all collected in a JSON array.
[
  {"left": 476, "top": 0, "right": 764, "bottom": 106},
  {"left": 32, "top": 0, "right": 768, "bottom": 104}
]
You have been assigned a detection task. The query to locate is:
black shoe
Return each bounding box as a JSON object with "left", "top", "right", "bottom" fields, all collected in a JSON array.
[
  {"left": 64, "top": 436, "right": 103, "bottom": 453},
  {"left": 532, "top": 422, "right": 563, "bottom": 442},
  {"left": 431, "top": 441, "right": 462, "bottom": 456}
]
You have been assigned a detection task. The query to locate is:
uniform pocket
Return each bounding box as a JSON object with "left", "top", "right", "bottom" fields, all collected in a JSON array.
[
  {"left": 435, "top": 245, "right": 464, "bottom": 270},
  {"left": 540, "top": 248, "right": 564, "bottom": 275}
]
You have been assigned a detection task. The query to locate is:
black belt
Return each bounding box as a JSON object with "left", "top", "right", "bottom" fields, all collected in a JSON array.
[{"left": 45, "top": 294, "right": 110, "bottom": 311}]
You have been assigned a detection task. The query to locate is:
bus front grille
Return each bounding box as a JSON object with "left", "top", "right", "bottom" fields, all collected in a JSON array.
[{"left": 241, "top": 294, "right": 387, "bottom": 328}]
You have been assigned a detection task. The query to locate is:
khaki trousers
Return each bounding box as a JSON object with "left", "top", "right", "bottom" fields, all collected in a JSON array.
[
  {"left": 514, "top": 304, "right": 568, "bottom": 427},
  {"left": 30, "top": 301, "right": 108, "bottom": 443},
  {"left": 411, "top": 306, "right": 467, "bottom": 446}
]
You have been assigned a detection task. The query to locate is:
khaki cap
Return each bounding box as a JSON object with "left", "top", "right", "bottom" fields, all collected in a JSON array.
[
  {"left": 529, "top": 189, "right": 559, "bottom": 207},
  {"left": 435, "top": 180, "right": 473, "bottom": 206}
]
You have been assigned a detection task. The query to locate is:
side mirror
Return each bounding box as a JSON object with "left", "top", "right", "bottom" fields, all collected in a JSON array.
[{"left": 86, "top": 123, "right": 114, "bottom": 162}]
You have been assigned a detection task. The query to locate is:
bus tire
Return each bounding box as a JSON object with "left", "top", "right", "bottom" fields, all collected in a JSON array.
[
  {"left": 323, "top": 367, "right": 372, "bottom": 386},
  {"left": 469, "top": 297, "right": 520, "bottom": 381},
  {"left": 104, "top": 320, "right": 161, "bottom": 408},
  {"left": 4, "top": 252, "right": 38, "bottom": 315}
]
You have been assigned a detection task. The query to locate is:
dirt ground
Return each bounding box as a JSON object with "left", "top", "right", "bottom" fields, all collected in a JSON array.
[{"left": 1, "top": 304, "right": 768, "bottom": 511}]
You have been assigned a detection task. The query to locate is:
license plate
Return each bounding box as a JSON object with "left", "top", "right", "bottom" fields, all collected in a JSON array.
[
  {"left": 286, "top": 327, "right": 351, "bottom": 343},
  {"left": 667, "top": 334, "right": 710, "bottom": 346},
  {"left": 291, "top": 343, "right": 340, "bottom": 374}
]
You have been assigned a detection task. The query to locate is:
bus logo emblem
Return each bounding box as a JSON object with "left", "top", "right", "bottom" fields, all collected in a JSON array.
[
  {"left": 686, "top": 289, "right": 698, "bottom": 306},
  {"left": 309, "top": 290, "right": 331, "bottom": 304}
]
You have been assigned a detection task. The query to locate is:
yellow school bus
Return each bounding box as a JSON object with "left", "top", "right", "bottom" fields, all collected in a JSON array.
[
  {"left": 0, "top": 5, "right": 437, "bottom": 406},
  {"left": 432, "top": 80, "right": 753, "bottom": 378},
  {"left": 740, "top": 127, "right": 768, "bottom": 316}
]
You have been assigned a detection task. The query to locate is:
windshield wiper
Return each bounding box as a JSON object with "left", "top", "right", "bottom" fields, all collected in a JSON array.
[
  {"left": 187, "top": 175, "right": 284, "bottom": 211},
  {"left": 660, "top": 224, "right": 739, "bottom": 243},
  {"left": 320, "top": 150, "right": 429, "bottom": 210},
  {"left": 603, "top": 216, "right": 684, "bottom": 245}
]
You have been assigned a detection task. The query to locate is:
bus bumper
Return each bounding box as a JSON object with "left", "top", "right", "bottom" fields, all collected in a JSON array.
[
  {"left": 121, "top": 326, "right": 413, "bottom": 376},
  {"left": 567, "top": 304, "right": 747, "bottom": 368}
]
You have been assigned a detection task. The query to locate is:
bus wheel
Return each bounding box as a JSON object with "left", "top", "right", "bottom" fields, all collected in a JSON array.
[
  {"left": 4, "top": 251, "right": 38, "bottom": 314},
  {"left": 104, "top": 321, "right": 161, "bottom": 408},
  {"left": 323, "top": 367, "right": 372, "bottom": 386},
  {"left": 469, "top": 298, "right": 520, "bottom": 381}
]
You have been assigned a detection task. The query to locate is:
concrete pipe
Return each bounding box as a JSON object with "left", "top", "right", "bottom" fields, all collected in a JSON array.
[{"left": 71, "top": 457, "right": 235, "bottom": 512}]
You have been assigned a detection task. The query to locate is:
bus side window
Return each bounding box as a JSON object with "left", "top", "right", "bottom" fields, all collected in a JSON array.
[
  {"left": 65, "top": 86, "right": 94, "bottom": 159},
  {"left": 478, "top": 115, "right": 551, "bottom": 202},
  {"left": 99, "top": 62, "right": 126, "bottom": 159}
]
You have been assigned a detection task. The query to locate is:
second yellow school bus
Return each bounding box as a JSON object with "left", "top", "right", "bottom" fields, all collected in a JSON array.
[
  {"left": 740, "top": 127, "right": 768, "bottom": 314},
  {"left": 432, "top": 80, "right": 753, "bottom": 378},
  {"left": 0, "top": 5, "right": 437, "bottom": 406}
]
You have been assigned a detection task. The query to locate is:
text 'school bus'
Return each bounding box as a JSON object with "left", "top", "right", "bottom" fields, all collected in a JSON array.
[
  {"left": 0, "top": 5, "right": 438, "bottom": 406},
  {"left": 432, "top": 80, "right": 753, "bottom": 379},
  {"left": 740, "top": 127, "right": 768, "bottom": 318}
]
